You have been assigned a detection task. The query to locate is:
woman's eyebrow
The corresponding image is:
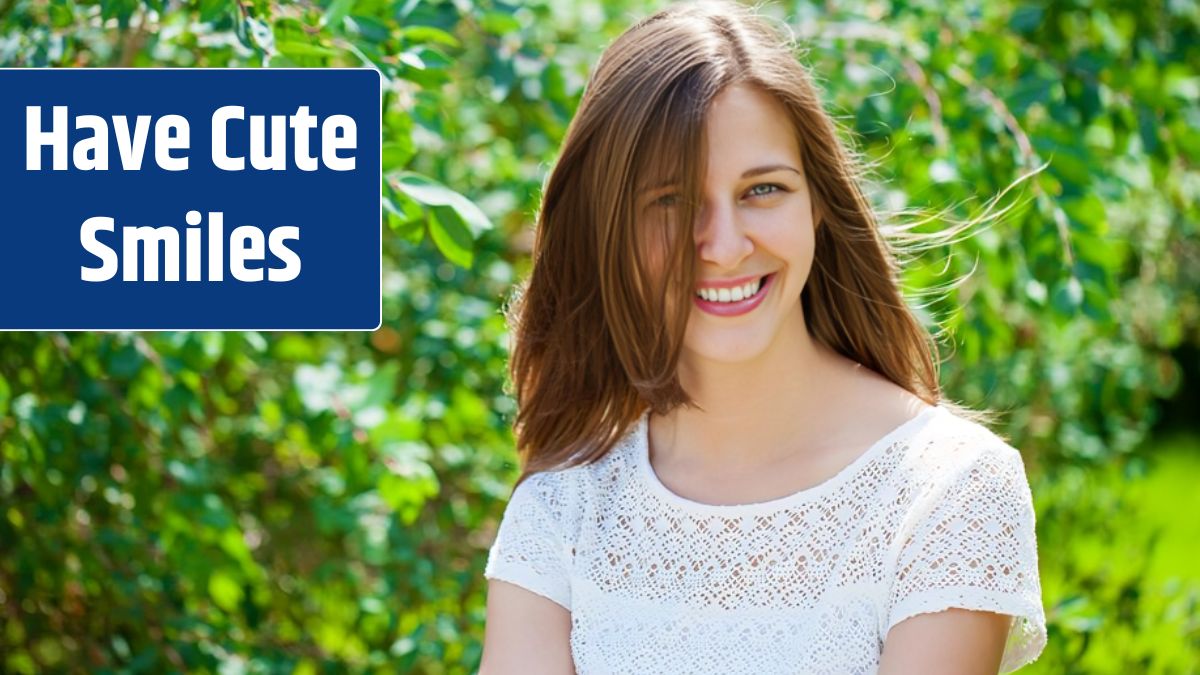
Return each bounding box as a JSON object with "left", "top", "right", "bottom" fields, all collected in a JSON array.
[
  {"left": 741, "top": 164, "right": 801, "bottom": 179},
  {"left": 636, "top": 182, "right": 678, "bottom": 200},
  {"left": 636, "top": 164, "right": 801, "bottom": 196}
]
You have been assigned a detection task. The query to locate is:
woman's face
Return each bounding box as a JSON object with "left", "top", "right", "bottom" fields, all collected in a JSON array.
[{"left": 639, "top": 83, "right": 818, "bottom": 367}]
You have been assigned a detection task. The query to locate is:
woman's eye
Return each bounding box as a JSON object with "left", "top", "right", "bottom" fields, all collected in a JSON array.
[
  {"left": 746, "top": 183, "right": 783, "bottom": 198},
  {"left": 652, "top": 194, "right": 679, "bottom": 208}
]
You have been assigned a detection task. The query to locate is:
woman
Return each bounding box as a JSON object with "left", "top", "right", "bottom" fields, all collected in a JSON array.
[{"left": 480, "top": 1, "right": 1047, "bottom": 673}]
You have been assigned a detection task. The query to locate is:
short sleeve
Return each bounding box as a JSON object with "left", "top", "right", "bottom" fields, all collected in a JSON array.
[
  {"left": 484, "top": 473, "right": 573, "bottom": 611},
  {"left": 885, "top": 442, "right": 1047, "bottom": 673}
]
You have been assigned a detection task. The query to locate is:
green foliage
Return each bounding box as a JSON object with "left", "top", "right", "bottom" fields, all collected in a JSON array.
[
  {"left": 0, "top": 0, "right": 1197, "bottom": 671},
  {"left": 1028, "top": 435, "right": 1200, "bottom": 674},
  {"left": 786, "top": 0, "right": 1198, "bottom": 467}
]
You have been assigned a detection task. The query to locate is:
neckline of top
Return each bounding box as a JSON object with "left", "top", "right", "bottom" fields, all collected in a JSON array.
[{"left": 633, "top": 403, "right": 945, "bottom": 515}]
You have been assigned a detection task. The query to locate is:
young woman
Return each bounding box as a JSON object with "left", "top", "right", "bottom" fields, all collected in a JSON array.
[{"left": 480, "top": 1, "right": 1047, "bottom": 673}]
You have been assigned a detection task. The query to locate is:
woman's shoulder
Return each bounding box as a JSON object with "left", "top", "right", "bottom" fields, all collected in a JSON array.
[
  {"left": 898, "top": 405, "right": 1030, "bottom": 492},
  {"left": 514, "top": 415, "right": 646, "bottom": 508}
]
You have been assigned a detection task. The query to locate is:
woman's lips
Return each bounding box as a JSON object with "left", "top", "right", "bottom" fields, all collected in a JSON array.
[{"left": 693, "top": 273, "right": 774, "bottom": 317}]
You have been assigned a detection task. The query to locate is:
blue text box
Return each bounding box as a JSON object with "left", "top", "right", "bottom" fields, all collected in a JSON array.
[{"left": 0, "top": 68, "right": 382, "bottom": 330}]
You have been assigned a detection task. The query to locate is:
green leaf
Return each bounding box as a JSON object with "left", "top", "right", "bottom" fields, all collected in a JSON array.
[
  {"left": 382, "top": 140, "right": 414, "bottom": 172},
  {"left": 208, "top": 570, "right": 243, "bottom": 613},
  {"left": 398, "top": 50, "right": 426, "bottom": 71},
  {"left": 1063, "top": 194, "right": 1108, "bottom": 235},
  {"left": 428, "top": 205, "right": 474, "bottom": 268},
  {"left": 479, "top": 11, "right": 521, "bottom": 35},
  {"left": 383, "top": 177, "right": 425, "bottom": 243},
  {"left": 107, "top": 343, "right": 143, "bottom": 379},
  {"left": 393, "top": 172, "right": 492, "bottom": 237},
  {"left": 400, "top": 25, "right": 461, "bottom": 49},
  {"left": 276, "top": 41, "right": 341, "bottom": 60},
  {"left": 99, "top": 0, "right": 138, "bottom": 28},
  {"left": 48, "top": 1, "right": 73, "bottom": 28},
  {"left": 1051, "top": 275, "right": 1084, "bottom": 317},
  {"left": 321, "top": 0, "right": 354, "bottom": 30},
  {"left": 344, "top": 15, "right": 390, "bottom": 43},
  {"left": 1008, "top": 5, "right": 1043, "bottom": 33},
  {"left": 197, "top": 0, "right": 231, "bottom": 24}
]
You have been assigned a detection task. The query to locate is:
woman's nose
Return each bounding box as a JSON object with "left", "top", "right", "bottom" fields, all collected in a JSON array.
[{"left": 695, "top": 201, "right": 753, "bottom": 270}]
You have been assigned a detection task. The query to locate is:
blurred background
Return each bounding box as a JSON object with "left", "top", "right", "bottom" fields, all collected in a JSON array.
[{"left": 0, "top": 0, "right": 1197, "bottom": 672}]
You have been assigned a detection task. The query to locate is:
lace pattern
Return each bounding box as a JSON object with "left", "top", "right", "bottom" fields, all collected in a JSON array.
[{"left": 484, "top": 405, "right": 1047, "bottom": 674}]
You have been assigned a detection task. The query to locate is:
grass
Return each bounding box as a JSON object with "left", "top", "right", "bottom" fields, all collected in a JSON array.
[{"left": 1131, "top": 432, "right": 1200, "bottom": 586}]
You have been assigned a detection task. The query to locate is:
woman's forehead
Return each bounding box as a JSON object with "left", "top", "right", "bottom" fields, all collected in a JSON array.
[
  {"left": 704, "top": 87, "right": 799, "bottom": 158},
  {"left": 639, "top": 95, "right": 800, "bottom": 183}
]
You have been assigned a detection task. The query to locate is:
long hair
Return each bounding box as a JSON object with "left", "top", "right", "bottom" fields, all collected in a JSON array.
[{"left": 505, "top": 0, "right": 1010, "bottom": 488}]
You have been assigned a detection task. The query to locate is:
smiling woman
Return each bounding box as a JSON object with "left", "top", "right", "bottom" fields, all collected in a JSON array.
[
  {"left": 480, "top": 1, "right": 1047, "bottom": 674},
  {"left": 668, "top": 83, "right": 816, "bottom": 358}
]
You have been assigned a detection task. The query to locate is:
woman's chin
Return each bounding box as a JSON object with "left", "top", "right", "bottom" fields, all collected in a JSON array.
[{"left": 680, "top": 335, "right": 774, "bottom": 367}]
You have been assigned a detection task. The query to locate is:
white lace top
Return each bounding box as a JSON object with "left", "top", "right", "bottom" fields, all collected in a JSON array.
[{"left": 485, "top": 404, "right": 1047, "bottom": 674}]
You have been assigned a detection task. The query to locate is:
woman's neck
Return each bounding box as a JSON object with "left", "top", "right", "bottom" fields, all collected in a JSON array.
[{"left": 655, "top": 307, "right": 858, "bottom": 471}]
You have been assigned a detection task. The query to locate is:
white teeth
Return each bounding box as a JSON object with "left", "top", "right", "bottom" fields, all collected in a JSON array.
[{"left": 695, "top": 277, "right": 764, "bottom": 303}]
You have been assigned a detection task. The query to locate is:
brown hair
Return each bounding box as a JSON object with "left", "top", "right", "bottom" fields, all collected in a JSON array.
[{"left": 505, "top": 0, "right": 1013, "bottom": 487}]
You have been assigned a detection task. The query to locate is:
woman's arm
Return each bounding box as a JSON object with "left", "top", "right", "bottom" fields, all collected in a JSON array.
[
  {"left": 877, "top": 608, "right": 1011, "bottom": 675},
  {"left": 478, "top": 579, "right": 575, "bottom": 675}
]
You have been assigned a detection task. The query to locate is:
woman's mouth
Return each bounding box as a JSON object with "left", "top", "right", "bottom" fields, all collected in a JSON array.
[{"left": 693, "top": 273, "right": 775, "bottom": 317}]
